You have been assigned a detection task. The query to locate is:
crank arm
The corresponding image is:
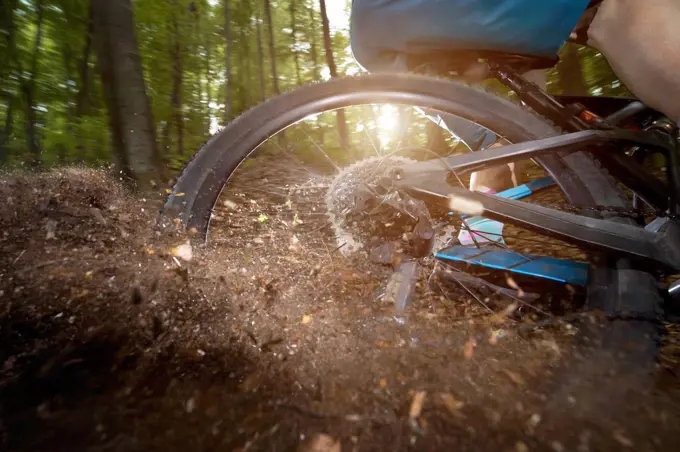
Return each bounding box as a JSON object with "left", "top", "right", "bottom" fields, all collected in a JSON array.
[{"left": 441, "top": 189, "right": 680, "bottom": 271}]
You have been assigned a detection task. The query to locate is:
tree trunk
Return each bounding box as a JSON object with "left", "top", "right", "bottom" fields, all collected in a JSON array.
[
  {"left": 92, "top": 0, "right": 163, "bottom": 189},
  {"left": 307, "top": 3, "right": 323, "bottom": 145},
  {"left": 308, "top": 4, "right": 320, "bottom": 81},
  {"left": 170, "top": 5, "right": 184, "bottom": 156},
  {"left": 0, "top": 99, "right": 13, "bottom": 163},
  {"left": 319, "top": 0, "right": 350, "bottom": 151},
  {"left": 22, "top": 0, "right": 45, "bottom": 167},
  {"left": 0, "top": 0, "right": 18, "bottom": 163},
  {"left": 64, "top": 0, "right": 94, "bottom": 161},
  {"left": 239, "top": 24, "right": 252, "bottom": 108},
  {"left": 224, "top": 0, "right": 233, "bottom": 122},
  {"left": 190, "top": 2, "right": 205, "bottom": 136},
  {"left": 75, "top": 2, "right": 94, "bottom": 119},
  {"left": 263, "top": 0, "right": 280, "bottom": 96},
  {"left": 204, "top": 21, "right": 212, "bottom": 135},
  {"left": 256, "top": 19, "right": 266, "bottom": 101},
  {"left": 0, "top": 0, "right": 18, "bottom": 83},
  {"left": 558, "top": 44, "right": 589, "bottom": 96},
  {"left": 290, "top": 0, "right": 302, "bottom": 85}
]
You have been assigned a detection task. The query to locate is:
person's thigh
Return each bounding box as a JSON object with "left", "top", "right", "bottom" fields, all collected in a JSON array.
[
  {"left": 589, "top": 0, "right": 680, "bottom": 122},
  {"left": 350, "top": 0, "right": 591, "bottom": 72}
]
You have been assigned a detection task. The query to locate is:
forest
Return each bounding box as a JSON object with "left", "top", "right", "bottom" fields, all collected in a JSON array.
[
  {"left": 4, "top": 2, "right": 680, "bottom": 450},
  {"left": 0, "top": 0, "right": 630, "bottom": 187}
]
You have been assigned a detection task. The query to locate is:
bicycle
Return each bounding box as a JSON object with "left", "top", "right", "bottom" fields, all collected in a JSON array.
[{"left": 161, "top": 48, "right": 680, "bottom": 382}]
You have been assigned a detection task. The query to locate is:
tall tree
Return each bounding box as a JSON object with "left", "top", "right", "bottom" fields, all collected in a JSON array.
[
  {"left": 307, "top": 4, "right": 320, "bottom": 81},
  {"left": 92, "top": 0, "right": 163, "bottom": 188},
  {"left": 237, "top": 7, "right": 253, "bottom": 109},
  {"left": 22, "top": 0, "right": 45, "bottom": 166},
  {"left": 0, "top": 0, "right": 19, "bottom": 162},
  {"left": 169, "top": 0, "right": 184, "bottom": 155},
  {"left": 263, "top": 0, "right": 280, "bottom": 96},
  {"left": 319, "top": 0, "right": 350, "bottom": 151},
  {"left": 0, "top": 100, "right": 13, "bottom": 163},
  {"left": 290, "top": 0, "right": 302, "bottom": 85},
  {"left": 256, "top": 17, "right": 266, "bottom": 101},
  {"left": 75, "top": 2, "right": 94, "bottom": 120},
  {"left": 224, "top": 0, "right": 233, "bottom": 122}
]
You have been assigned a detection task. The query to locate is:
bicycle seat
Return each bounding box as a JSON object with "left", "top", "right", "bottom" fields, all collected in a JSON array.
[{"left": 405, "top": 49, "right": 558, "bottom": 76}]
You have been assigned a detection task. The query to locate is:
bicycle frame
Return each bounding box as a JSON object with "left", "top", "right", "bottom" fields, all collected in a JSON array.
[{"left": 385, "top": 66, "right": 680, "bottom": 273}]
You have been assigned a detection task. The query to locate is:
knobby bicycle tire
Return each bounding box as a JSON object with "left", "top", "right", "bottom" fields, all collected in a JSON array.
[{"left": 162, "top": 73, "right": 663, "bottom": 416}]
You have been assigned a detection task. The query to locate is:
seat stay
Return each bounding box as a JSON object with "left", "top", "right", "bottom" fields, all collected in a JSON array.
[
  {"left": 390, "top": 128, "right": 673, "bottom": 211},
  {"left": 394, "top": 128, "right": 674, "bottom": 177}
]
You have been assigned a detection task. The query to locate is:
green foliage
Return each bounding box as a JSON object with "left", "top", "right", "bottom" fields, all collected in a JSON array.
[{"left": 0, "top": 1, "right": 640, "bottom": 172}]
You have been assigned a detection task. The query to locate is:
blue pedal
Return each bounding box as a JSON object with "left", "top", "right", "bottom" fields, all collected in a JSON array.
[
  {"left": 454, "top": 177, "right": 556, "bottom": 246},
  {"left": 494, "top": 176, "right": 556, "bottom": 201},
  {"left": 436, "top": 246, "right": 589, "bottom": 286}
]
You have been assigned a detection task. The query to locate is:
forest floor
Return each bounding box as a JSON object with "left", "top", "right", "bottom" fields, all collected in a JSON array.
[{"left": 2, "top": 166, "right": 680, "bottom": 452}]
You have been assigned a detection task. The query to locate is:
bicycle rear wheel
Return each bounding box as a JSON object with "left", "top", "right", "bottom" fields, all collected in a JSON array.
[
  {"left": 162, "top": 73, "right": 665, "bottom": 431},
  {"left": 162, "top": 74, "right": 627, "bottom": 238}
]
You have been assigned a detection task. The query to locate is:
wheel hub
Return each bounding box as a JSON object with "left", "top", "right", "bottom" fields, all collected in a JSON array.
[{"left": 325, "top": 156, "right": 435, "bottom": 256}]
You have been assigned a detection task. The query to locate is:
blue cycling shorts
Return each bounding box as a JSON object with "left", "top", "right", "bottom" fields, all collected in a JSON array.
[{"left": 350, "top": 0, "right": 590, "bottom": 72}]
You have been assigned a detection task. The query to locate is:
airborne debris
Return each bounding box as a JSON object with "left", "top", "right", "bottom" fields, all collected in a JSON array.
[
  {"left": 464, "top": 338, "right": 476, "bottom": 359},
  {"left": 490, "top": 301, "right": 519, "bottom": 325},
  {"left": 439, "top": 393, "right": 465, "bottom": 414},
  {"left": 527, "top": 413, "right": 542, "bottom": 433},
  {"left": 370, "top": 242, "right": 398, "bottom": 265},
  {"left": 384, "top": 261, "right": 418, "bottom": 312},
  {"left": 185, "top": 397, "right": 196, "bottom": 413},
  {"left": 223, "top": 199, "right": 238, "bottom": 210},
  {"left": 515, "top": 441, "right": 529, "bottom": 452},
  {"left": 489, "top": 329, "right": 503, "bottom": 345},
  {"left": 505, "top": 276, "right": 526, "bottom": 298},
  {"left": 171, "top": 241, "right": 193, "bottom": 262},
  {"left": 409, "top": 391, "right": 426, "bottom": 419},
  {"left": 289, "top": 234, "right": 301, "bottom": 252},
  {"left": 90, "top": 207, "right": 106, "bottom": 225},
  {"left": 46, "top": 220, "right": 57, "bottom": 239},
  {"left": 503, "top": 369, "right": 525, "bottom": 386},
  {"left": 613, "top": 430, "right": 634, "bottom": 448},
  {"left": 298, "top": 433, "right": 341, "bottom": 452}
]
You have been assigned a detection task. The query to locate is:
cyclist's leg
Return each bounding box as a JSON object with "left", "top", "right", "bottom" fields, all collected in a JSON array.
[
  {"left": 436, "top": 114, "right": 511, "bottom": 193},
  {"left": 449, "top": 69, "right": 546, "bottom": 193},
  {"left": 588, "top": 0, "right": 680, "bottom": 122}
]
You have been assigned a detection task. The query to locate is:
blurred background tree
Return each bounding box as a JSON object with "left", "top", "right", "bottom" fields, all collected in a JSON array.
[{"left": 0, "top": 0, "right": 631, "bottom": 184}]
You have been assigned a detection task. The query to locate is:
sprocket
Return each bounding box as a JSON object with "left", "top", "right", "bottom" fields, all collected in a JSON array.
[{"left": 325, "top": 156, "right": 418, "bottom": 256}]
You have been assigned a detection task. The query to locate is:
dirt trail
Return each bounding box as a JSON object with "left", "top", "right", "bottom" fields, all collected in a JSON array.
[{"left": 1, "top": 168, "right": 680, "bottom": 451}]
